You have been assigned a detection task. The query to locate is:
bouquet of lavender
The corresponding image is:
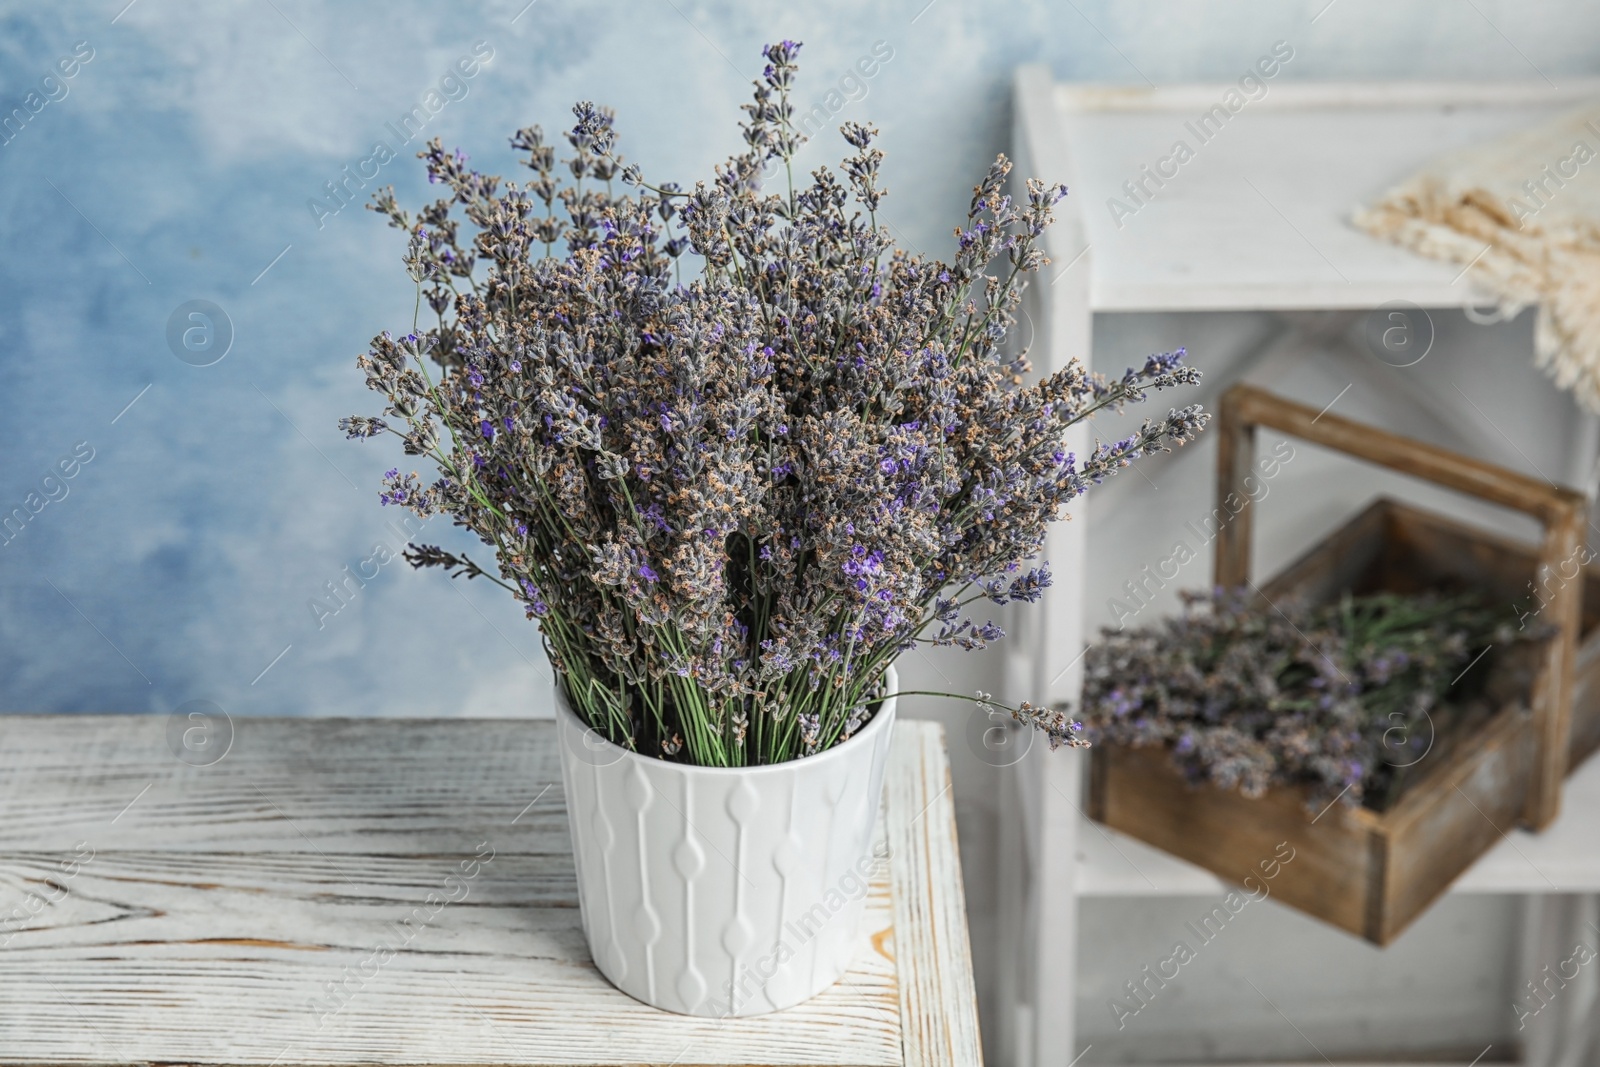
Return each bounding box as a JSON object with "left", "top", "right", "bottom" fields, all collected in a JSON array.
[
  {"left": 1077, "top": 588, "right": 1544, "bottom": 811},
  {"left": 342, "top": 41, "right": 1206, "bottom": 767}
]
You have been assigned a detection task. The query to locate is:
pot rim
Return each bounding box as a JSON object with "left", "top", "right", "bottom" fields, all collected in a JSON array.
[{"left": 551, "top": 664, "right": 898, "bottom": 777}]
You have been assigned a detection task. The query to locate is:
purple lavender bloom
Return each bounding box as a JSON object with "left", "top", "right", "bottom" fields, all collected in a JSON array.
[
  {"left": 341, "top": 40, "right": 1210, "bottom": 767},
  {"left": 1075, "top": 587, "right": 1536, "bottom": 813}
]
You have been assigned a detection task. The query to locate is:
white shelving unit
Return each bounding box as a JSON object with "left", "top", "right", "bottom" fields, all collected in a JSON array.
[{"left": 1001, "top": 67, "right": 1600, "bottom": 1067}]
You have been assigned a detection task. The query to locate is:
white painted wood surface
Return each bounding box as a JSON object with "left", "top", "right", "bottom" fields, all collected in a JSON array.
[
  {"left": 996, "top": 63, "right": 1094, "bottom": 1067},
  {"left": 887, "top": 722, "right": 984, "bottom": 1067},
  {"left": 1052, "top": 78, "right": 1600, "bottom": 312},
  {"left": 1011, "top": 65, "right": 1600, "bottom": 1065},
  {"left": 0, "top": 716, "right": 980, "bottom": 1067}
]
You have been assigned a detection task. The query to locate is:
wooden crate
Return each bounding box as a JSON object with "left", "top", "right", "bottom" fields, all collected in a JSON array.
[
  {"left": 1567, "top": 566, "right": 1600, "bottom": 772},
  {"left": 1088, "top": 384, "right": 1586, "bottom": 945},
  {"left": 1266, "top": 495, "right": 1600, "bottom": 774}
]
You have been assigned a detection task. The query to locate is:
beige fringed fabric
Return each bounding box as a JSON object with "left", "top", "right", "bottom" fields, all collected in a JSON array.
[{"left": 1354, "top": 102, "right": 1600, "bottom": 411}]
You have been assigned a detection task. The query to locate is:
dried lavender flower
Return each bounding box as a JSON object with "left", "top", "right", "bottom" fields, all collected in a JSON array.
[
  {"left": 344, "top": 42, "right": 1207, "bottom": 766},
  {"left": 1075, "top": 588, "right": 1548, "bottom": 811}
]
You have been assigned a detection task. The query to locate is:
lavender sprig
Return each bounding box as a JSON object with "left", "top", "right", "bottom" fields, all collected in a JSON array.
[
  {"left": 342, "top": 41, "right": 1209, "bottom": 766},
  {"left": 1074, "top": 588, "right": 1547, "bottom": 811}
]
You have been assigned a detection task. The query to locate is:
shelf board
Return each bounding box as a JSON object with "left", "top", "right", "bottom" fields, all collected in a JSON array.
[{"left": 1045, "top": 79, "right": 1600, "bottom": 312}]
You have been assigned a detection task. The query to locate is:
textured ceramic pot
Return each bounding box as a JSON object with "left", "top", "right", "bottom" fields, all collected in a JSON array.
[{"left": 553, "top": 667, "right": 897, "bottom": 1017}]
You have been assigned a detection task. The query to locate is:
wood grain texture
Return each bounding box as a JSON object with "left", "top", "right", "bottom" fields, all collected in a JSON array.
[
  {"left": 0, "top": 716, "right": 978, "bottom": 1067},
  {"left": 1090, "top": 673, "right": 1534, "bottom": 944},
  {"left": 885, "top": 724, "right": 983, "bottom": 1067},
  {"left": 1568, "top": 570, "right": 1600, "bottom": 769}
]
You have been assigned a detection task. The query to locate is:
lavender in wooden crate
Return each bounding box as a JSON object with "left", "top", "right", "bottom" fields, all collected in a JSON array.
[{"left": 1077, "top": 588, "right": 1549, "bottom": 812}]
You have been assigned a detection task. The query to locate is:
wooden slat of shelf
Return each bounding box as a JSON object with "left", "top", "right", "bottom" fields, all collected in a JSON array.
[
  {"left": 1047, "top": 81, "right": 1600, "bottom": 312},
  {"left": 1055, "top": 79, "right": 1600, "bottom": 113}
]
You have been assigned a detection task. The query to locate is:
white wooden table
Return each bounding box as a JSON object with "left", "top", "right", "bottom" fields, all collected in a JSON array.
[
  {"left": 0, "top": 716, "right": 981, "bottom": 1067},
  {"left": 1002, "top": 68, "right": 1600, "bottom": 1067}
]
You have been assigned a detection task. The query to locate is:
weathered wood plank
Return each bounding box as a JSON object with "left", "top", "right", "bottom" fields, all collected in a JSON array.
[
  {"left": 0, "top": 716, "right": 977, "bottom": 1066},
  {"left": 886, "top": 724, "right": 983, "bottom": 1067},
  {"left": 0, "top": 717, "right": 570, "bottom": 853}
]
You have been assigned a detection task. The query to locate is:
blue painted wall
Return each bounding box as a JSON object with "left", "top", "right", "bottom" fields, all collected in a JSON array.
[{"left": 3, "top": 0, "right": 1598, "bottom": 719}]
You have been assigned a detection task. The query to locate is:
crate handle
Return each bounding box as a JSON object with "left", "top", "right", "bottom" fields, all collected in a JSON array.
[{"left": 1213, "top": 383, "right": 1585, "bottom": 830}]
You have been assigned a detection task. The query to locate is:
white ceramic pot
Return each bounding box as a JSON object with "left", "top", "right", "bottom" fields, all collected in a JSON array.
[{"left": 553, "top": 668, "right": 897, "bottom": 1017}]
